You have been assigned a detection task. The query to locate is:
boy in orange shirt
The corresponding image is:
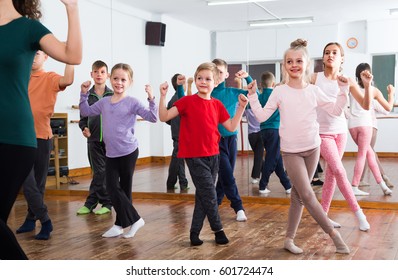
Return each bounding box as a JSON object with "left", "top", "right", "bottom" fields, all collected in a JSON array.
[{"left": 16, "top": 51, "right": 74, "bottom": 240}]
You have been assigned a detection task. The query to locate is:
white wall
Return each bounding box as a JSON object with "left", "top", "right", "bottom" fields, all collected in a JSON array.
[
  {"left": 41, "top": 0, "right": 211, "bottom": 169},
  {"left": 215, "top": 20, "right": 398, "bottom": 153}
]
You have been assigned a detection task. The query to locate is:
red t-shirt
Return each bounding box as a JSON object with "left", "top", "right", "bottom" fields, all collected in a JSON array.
[{"left": 174, "top": 94, "right": 230, "bottom": 158}]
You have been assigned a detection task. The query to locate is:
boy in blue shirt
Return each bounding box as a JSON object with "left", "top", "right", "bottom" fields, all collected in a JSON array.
[
  {"left": 211, "top": 58, "right": 253, "bottom": 222},
  {"left": 257, "top": 71, "right": 291, "bottom": 194}
]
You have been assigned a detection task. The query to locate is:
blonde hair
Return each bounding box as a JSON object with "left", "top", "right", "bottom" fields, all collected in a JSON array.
[
  {"left": 194, "top": 62, "right": 220, "bottom": 84},
  {"left": 110, "top": 63, "right": 133, "bottom": 81},
  {"left": 281, "top": 39, "right": 312, "bottom": 84}
]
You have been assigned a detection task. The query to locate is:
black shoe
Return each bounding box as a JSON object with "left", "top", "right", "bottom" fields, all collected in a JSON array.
[
  {"left": 215, "top": 230, "right": 229, "bottom": 245},
  {"left": 190, "top": 232, "right": 203, "bottom": 246},
  {"left": 312, "top": 179, "right": 324, "bottom": 186}
]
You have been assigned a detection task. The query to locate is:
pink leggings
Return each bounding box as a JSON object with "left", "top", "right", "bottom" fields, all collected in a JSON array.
[
  {"left": 349, "top": 126, "right": 382, "bottom": 186},
  {"left": 320, "top": 134, "right": 360, "bottom": 213}
]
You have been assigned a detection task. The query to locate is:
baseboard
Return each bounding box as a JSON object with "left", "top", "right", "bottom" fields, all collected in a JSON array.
[
  {"left": 68, "top": 152, "right": 398, "bottom": 177},
  {"left": 69, "top": 156, "right": 171, "bottom": 177}
]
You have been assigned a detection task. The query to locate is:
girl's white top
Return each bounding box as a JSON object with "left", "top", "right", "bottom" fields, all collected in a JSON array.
[{"left": 315, "top": 72, "right": 348, "bottom": 134}]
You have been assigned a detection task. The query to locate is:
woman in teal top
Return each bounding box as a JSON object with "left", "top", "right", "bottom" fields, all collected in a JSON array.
[{"left": 0, "top": 0, "right": 82, "bottom": 260}]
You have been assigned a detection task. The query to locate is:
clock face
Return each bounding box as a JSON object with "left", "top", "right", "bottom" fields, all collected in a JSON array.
[{"left": 347, "top": 37, "right": 358, "bottom": 49}]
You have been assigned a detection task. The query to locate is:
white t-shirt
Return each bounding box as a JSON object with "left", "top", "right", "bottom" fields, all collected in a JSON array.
[{"left": 315, "top": 72, "right": 348, "bottom": 134}]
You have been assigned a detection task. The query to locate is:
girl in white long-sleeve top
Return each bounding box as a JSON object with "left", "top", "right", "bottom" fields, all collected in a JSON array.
[{"left": 247, "top": 39, "right": 350, "bottom": 255}]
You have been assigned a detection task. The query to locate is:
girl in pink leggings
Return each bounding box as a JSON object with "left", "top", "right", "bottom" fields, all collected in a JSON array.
[
  {"left": 347, "top": 63, "right": 393, "bottom": 196},
  {"left": 248, "top": 39, "right": 350, "bottom": 255},
  {"left": 312, "top": 42, "right": 371, "bottom": 232}
]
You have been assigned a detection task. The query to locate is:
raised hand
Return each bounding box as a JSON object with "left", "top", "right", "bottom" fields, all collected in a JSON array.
[
  {"left": 238, "top": 94, "right": 249, "bottom": 108},
  {"left": 160, "top": 82, "right": 169, "bottom": 97},
  {"left": 246, "top": 80, "right": 258, "bottom": 96},
  {"left": 145, "top": 84, "right": 153, "bottom": 100},
  {"left": 177, "top": 75, "right": 186, "bottom": 86},
  {"left": 235, "top": 70, "right": 248, "bottom": 79},
  {"left": 360, "top": 70, "right": 373, "bottom": 87},
  {"left": 81, "top": 80, "right": 91, "bottom": 94},
  {"left": 337, "top": 75, "right": 349, "bottom": 87}
]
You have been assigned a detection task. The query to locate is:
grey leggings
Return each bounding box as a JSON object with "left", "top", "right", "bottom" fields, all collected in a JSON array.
[{"left": 282, "top": 147, "right": 333, "bottom": 239}]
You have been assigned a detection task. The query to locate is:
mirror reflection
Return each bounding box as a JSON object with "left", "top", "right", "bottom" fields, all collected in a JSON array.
[{"left": 42, "top": 0, "right": 398, "bottom": 208}]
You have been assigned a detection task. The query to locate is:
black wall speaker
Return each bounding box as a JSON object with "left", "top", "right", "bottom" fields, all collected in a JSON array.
[{"left": 145, "top": 21, "right": 166, "bottom": 46}]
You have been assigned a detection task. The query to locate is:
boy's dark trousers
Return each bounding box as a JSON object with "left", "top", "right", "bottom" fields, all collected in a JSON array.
[
  {"left": 259, "top": 129, "right": 291, "bottom": 191},
  {"left": 166, "top": 139, "right": 188, "bottom": 189},
  {"left": 85, "top": 141, "right": 112, "bottom": 209},
  {"left": 216, "top": 135, "right": 244, "bottom": 212},
  {"left": 186, "top": 156, "right": 223, "bottom": 234}
]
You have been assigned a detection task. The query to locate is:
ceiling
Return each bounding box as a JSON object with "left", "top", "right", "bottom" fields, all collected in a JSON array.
[{"left": 116, "top": 0, "right": 398, "bottom": 32}]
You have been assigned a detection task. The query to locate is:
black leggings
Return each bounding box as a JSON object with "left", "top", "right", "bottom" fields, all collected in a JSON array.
[{"left": 0, "top": 143, "right": 36, "bottom": 260}]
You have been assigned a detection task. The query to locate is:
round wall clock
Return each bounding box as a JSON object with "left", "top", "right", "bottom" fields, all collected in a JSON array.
[{"left": 346, "top": 37, "right": 358, "bottom": 49}]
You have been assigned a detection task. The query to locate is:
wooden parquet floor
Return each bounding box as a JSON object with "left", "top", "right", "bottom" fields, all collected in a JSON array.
[{"left": 7, "top": 155, "right": 398, "bottom": 261}]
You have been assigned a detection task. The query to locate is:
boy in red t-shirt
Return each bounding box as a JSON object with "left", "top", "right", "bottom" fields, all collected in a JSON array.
[{"left": 159, "top": 62, "right": 248, "bottom": 246}]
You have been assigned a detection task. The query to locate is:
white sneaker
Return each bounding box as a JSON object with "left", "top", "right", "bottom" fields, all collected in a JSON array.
[
  {"left": 251, "top": 178, "right": 259, "bottom": 184},
  {"left": 259, "top": 188, "right": 271, "bottom": 194},
  {"left": 352, "top": 186, "right": 369, "bottom": 196},
  {"left": 285, "top": 188, "right": 292, "bottom": 194},
  {"left": 236, "top": 210, "right": 247, "bottom": 222}
]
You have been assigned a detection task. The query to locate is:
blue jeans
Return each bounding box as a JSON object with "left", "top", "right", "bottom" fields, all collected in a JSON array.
[
  {"left": 260, "top": 129, "right": 291, "bottom": 191},
  {"left": 216, "top": 135, "right": 243, "bottom": 212}
]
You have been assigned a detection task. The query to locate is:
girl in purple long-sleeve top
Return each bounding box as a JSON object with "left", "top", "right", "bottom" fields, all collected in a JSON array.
[{"left": 80, "top": 63, "right": 157, "bottom": 239}]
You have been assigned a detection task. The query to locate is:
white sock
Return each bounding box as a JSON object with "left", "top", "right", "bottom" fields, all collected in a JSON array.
[
  {"left": 284, "top": 238, "right": 303, "bottom": 254},
  {"left": 123, "top": 218, "right": 145, "bottom": 238},
  {"left": 102, "top": 225, "right": 123, "bottom": 238},
  {"left": 329, "top": 218, "right": 341, "bottom": 228},
  {"left": 379, "top": 181, "right": 392, "bottom": 195},
  {"left": 355, "top": 209, "right": 370, "bottom": 231},
  {"left": 352, "top": 186, "right": 369, "bottom": 196}
]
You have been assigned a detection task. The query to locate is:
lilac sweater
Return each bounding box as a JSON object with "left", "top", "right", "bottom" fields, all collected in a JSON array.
[
  {"left": 248, "top": 84, "right": 348, "bottom": 153},
  {"left": 80, "top": 93, "right": 157, "bottom": 158}
]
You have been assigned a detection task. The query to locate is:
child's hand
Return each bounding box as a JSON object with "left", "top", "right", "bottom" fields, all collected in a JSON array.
[
  {"left": 81, "top": 80, "right": 91, "bottom": 94},
  {"left": 359, "top": 70, "right": 372, "bottom": 87},
  {"left": 387, "top": 84, "right": 395, "bottom": 97},
  {"left": 82, "top": 127, "right": 91, "bottom": 138},
  {"left": 177, "top": 75, "right": 186, "bottom": 86},
  {"left": 246, "top": 80, "right": 258, "bottom": 96},
  {"left": 238, "top": 94, "right": 248, "bottom": 108},
  {"left": 160, "top": 82, "right": 169, "bottom": 97},
  {"left": 145, "top": 84, "right": 154, "bottom": 100},
  {"left": 337, "top": 75, "right": 349, "bottom": 87},
  {"left": 235, "top": 70, "right": 248, "bottom": 79},
  {"left": 187, "top": 77, "right": 194, "bottom": 85}
]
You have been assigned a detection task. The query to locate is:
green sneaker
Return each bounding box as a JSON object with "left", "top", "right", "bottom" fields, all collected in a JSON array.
[
  {"left": 77, "top": 206, "right": 91, "bottom": 215},
  {"left": 94, "top": 207, "right": 111, "bottom": 215}
]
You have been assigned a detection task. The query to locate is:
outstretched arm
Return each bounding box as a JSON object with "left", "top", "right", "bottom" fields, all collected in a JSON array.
[
  {"left": 159, "top": 82, "right": 179, "bottom": 122},
  {"left": 40, "top": 0, "right": 82, "bottom": 65}
]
